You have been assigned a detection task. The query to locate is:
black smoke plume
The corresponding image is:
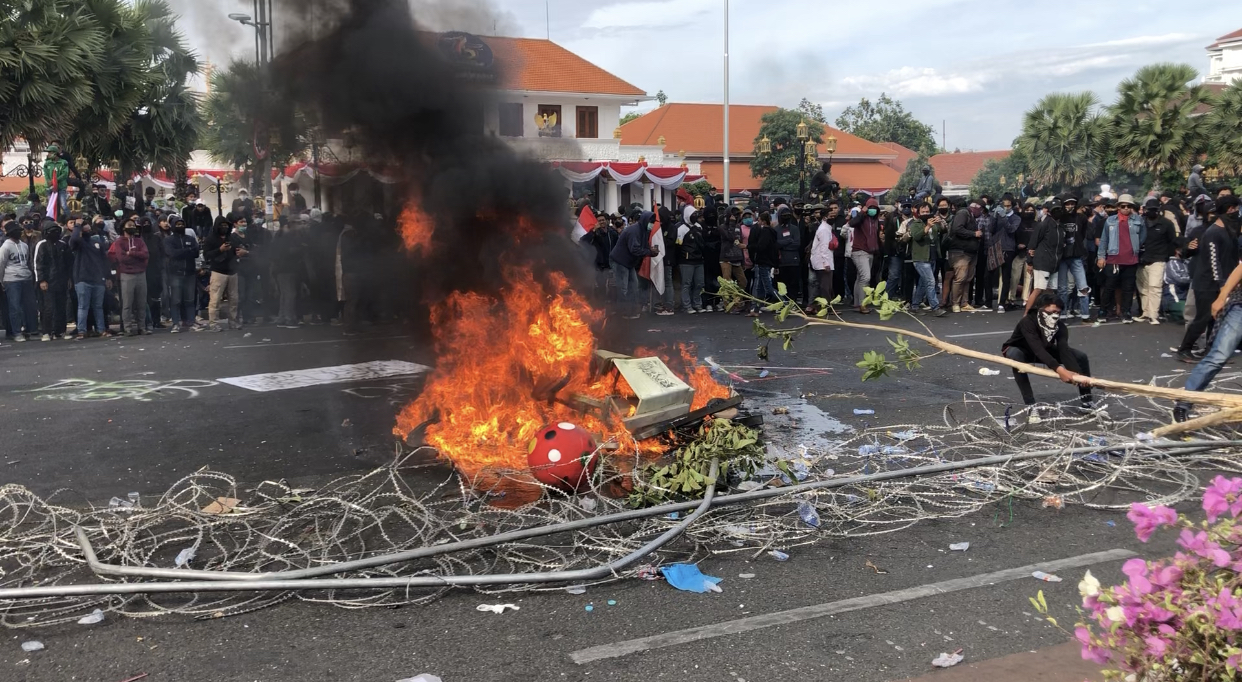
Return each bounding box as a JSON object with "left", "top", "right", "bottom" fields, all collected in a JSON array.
[{"left": 271, "top": 0, "right": 588, "bottom": 304}]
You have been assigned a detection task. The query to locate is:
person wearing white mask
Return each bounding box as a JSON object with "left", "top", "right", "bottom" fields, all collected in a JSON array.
[{"left": 1001, "top": 291, "right": 1094, "bottom": 422}]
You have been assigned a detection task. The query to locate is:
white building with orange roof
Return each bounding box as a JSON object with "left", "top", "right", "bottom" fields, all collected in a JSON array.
[
  {"left": 1206, "top": 28, "right": 1242, "bottom": 85},
  {"left": 618, "top": 103, "right": 902, "bottom": 198}
]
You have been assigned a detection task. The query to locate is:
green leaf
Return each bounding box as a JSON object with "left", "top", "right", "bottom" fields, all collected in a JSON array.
[
  {"left": 1037, "top": 591, "right": 1047, "bottom": 612},
  {"left": 817, "top": 307, "right": 829, "bottom": 318},
  {"left": 830, "top": 295, "right": 843, "bottom": 305},
  {"left": 874, "top": 281, "right": 886, "bottom": 296},
  {"left": 782, "top": 336, "right": 793, "bottom": 351},
  {"left": 814, "top": 297, "right": 828, "bottom": 309},
  {"left": 1045, "top": 617, "right": 1058, "bottom": 627},
  {"left": 776, "top": 281, "right": 788, "bottom": 297}
]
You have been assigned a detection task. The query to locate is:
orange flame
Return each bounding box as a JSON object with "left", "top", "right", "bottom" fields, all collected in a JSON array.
[
  {"left": 393, "top": 248, "right": 730, "bottom": 479},
  {"left": 398, "top": 203, "right": 434, "bottom": 256}
]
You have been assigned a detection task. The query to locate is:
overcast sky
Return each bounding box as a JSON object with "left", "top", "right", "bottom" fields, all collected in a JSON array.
[{"left": 172, "top": 0, "right": 1238, "bottom": 151}]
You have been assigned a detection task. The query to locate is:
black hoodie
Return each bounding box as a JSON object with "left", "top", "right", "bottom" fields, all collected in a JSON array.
[{"left": 33, "top": 222, "right": 71, "bottom": 289}]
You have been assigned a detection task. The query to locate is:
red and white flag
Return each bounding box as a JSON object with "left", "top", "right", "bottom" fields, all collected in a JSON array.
[
  {"left": 571, "top": 205, "right": 596, "bottom": 241},
  {"left": 638, "top": 213, "right": 665, "bottom": 295},
  {"left": 46, "top": 167, "right": 59, "bottom": 222}
]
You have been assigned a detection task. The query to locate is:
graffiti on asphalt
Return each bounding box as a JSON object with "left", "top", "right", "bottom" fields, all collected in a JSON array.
[
  {"left": 19, "top": 379, "right": 220, "bottom": 402},
  {"left": 341, "top": 379, "right": 426, "bottom": 408}
]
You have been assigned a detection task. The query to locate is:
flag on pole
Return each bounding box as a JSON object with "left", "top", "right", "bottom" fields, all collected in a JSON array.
[
  {"left": 639, "top": 213, "right": 665, "bottom": 295},
  {"left": 571, "top": 205, "right": 596, "bottom": 241},
  {"left": 46, "top": 167, "right": 59, "bottom": 222}
]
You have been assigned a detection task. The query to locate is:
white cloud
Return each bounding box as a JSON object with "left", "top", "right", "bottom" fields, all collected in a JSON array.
[
  {"left": 581, "top": 0, "right": 716, "bottom": 29},
  {"left": 841, "top": 67, "right": 988, "bottom": 97}
]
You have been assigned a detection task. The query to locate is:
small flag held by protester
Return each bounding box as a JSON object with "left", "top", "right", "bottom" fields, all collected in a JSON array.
[{"left": 571, "top": 205, "right": 597, "bottom": 242}]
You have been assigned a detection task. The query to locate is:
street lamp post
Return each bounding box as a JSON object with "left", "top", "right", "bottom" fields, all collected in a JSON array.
[
  {"left": 796, "top": 119, "right": 810, "bottom": 201},
  {"left": 229, "top": 2, "right": 275, "bottom": 214}
]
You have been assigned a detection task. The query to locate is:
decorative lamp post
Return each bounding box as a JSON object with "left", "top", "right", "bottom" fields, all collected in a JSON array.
[
  {"left": 796, "top": 120, "right": 811, "bottom": 200},
  {"left": 757, "top": 135, "right": 771, "bottom": 156}
]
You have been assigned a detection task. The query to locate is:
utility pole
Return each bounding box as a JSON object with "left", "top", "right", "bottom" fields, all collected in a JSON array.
[{"left": 722, "top": 0, "right": 730, "bottom": 208}]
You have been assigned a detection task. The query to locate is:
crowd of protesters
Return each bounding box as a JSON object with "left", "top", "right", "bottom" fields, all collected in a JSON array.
[
  {"left": 0, "top": 146, "right": 400, "bottom": 343},
  {"left": 578, "top": 166, "right": 1241, "bottom": 417}
]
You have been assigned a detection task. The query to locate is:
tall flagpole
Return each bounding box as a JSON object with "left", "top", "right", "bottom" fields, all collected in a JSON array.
[{"left": 723, "top": 0, "right": 730, "bottom": 208}]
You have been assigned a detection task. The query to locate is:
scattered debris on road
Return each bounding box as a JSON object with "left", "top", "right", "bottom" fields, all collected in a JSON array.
[
  {"left": 77, "top": 609, "right": 105, "bottom": 625},
  {"left": 1032, "top": 571, "right": 1063, "bottom": 582},
  {"left": 20, "top": 641, "right": 44, "bottom": 652},
  {"left": 865, "top": 559, "right": 888, "bottom": 574},
  {"left": 932, "top": 649, "right": 965, "bottom": 667},
  {"left": 475, "top": 603, "right": 520, "bottom": 614},
  {"left": 949, "top": 542, "right": 970, "bottom": 552},
  {"left": 660, "top": 564, "right": 722, "bottom": 593}
]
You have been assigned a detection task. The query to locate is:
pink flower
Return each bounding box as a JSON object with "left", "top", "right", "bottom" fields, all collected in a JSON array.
[
  {"left": 1128, "top": 503, "right": 1178, "bottom": 542},
  {"left": 1177, "top": 529, "right": 1232, "bottom": 567},
  {"left": 1122, "top": 558, "right": 1153, "bottom": 596},
  {"left": 1076, "top": 626, "right": 1111, "bottom": 665},
  {"left": 1203, "top": 476, "right": 1242, "bottom": 522},
  {"left": 1144, "top": 635, "right": 1169, "bottom": 658}
]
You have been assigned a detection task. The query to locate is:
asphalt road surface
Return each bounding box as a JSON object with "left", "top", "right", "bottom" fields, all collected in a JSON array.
[{"left": 0, "top": 309, "right": 1208, "bottom": 681}]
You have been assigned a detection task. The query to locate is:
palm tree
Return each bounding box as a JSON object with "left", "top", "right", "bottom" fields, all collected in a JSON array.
[
  {"left": 201, "top": 60, "right": 306, "bottom": 188},
  {"left": 73, "top": 0, "right": 201, "bottom": 182},
  {"left": 0, "top": 0, "right": 103, "bottom": 151},
  {"left": 1015, "top": 92, "right": 1103, "bottom": 188},
  {"left": 1207, "top": 80, "right": 1242, "bottom": 177},
  {"left": 1107, "top": 63, "right": 1212, "bottom": 184}
]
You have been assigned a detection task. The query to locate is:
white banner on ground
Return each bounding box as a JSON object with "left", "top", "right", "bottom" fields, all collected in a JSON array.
[{"left": 218, "top": 360, "right": 431, "bottom": 392}]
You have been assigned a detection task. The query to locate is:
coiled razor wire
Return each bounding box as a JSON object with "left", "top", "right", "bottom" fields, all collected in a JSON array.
[{"left": 3, "top": 371, "right": 1242, "bottom": 628}]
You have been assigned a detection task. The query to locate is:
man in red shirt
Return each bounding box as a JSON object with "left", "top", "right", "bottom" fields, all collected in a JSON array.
[{"left": 1095, "top": 194, "right": 1145, "bottom": 324}]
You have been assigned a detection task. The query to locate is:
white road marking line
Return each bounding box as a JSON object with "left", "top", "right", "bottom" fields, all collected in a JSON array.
[
  {"left": 223, "top": 335, "right": 412, "bottom": 349},
  {"left": 218, "top": 360, "right": 431, "bottom": 392},
  {"left": 569, "top": 548, "right": 1136, "bottom": 664}
]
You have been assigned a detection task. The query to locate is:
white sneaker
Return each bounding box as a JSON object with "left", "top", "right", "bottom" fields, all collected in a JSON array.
[
  {"left": 40, "top": 334, "right": 51, "bottom": 342},
  {"left": 1149, "top": 318, "right": 1160, "bottom": 325},
  {"left": 951, "top": 305, "right": 961, "bottom": 313},
  {"left": 687, "top": 309, "right": 697, "bottom": 315}
]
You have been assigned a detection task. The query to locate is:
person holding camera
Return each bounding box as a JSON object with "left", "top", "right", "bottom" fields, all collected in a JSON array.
[{"left": 203, "top": 216, "right": 248, "bottom": 331}]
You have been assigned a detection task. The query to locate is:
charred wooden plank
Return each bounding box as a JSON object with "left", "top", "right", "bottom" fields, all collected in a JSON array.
[{"left": 629, "top": 394, "right": 744, "bottom": 441}]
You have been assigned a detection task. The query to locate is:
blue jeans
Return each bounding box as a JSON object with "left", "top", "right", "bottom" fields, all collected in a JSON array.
[
  {"left": 4, "top": 279, "right": 37, "bottom": 336},
  {"left": 1058, "top": 258, "right": 1091, "bottom": 317},
  {"left": 75, "top": 281, "right": 107, "bottom": 334},
  {"left": 169, "top": 273, "right": 197, "bottom": 326},
  {"left": 1178, "top": 305, "right": 1242, "bottom": 411},
  {"left": 885, "top": 255, "right": 903, "bottom": 300},
  {"left": 611, "top": 259, "right": 646, "bottom": 314},
  {"left": 912, "top": 261, "right": 939, "bottom": 309},
  {"left": 679, "top": 263, "right": 705, "bottom": 310},
  {"left": 753, "top": 265, "right": 777, "bottom": 307}
]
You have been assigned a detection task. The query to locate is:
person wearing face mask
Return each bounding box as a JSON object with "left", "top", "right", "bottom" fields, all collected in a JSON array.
[
  {"left": 944, "top": 200, "right": 982, "bottom": 313},
  {"left": 1176, "top": 196, "right": 1241, "bottom": 362},
  {"left": 746, "top": 210, "right": 780, "bottom": 316},
  {"left": 655, "top": 206, "right": 678, "bottom": 315},
  {"left": 908, "top": 203, "right": 948, "bottom": 317},
  {"left": 70, "top": 217, "right": 113, "bottom": 338},
  {"left": 0, "top": 221, "right": 37, "bottom": 341},
  {"left": 991, "top": 194, "right": 1022, "bottom": 312},
  {"left": 774, "top": 206, "right": 803, "bottom": 304},
  {"left": 144, "top": 218, "right": 167, "bottom": 328},
  {"left": 807, "top": 207, "right": 839, "bottom": 314},
  {"left": 108, "top": 218, "right": 150, "bottom": 336},
  {"left": 740, "top": 209, "right": 755, "bottom": 287},
  {"left": 1095, "top": 194, "right": 1145, "bottom": 324},
  {"left": 33, "top": 220, "right": 71, "bottom": 340},
  {"left": 914, "top": 165, "right": 938, "bottom": 202},
  {"left": 1024, "top": 198, "right": 1064, "bottom": 314},
  {"left": 718, "top": 212, "right": 748, "bottom": 313},
  {"left": 164, "top": 217, "right": 200, "bottom": 332},
  {"left": 1053, "top": 196, "right": 1092, "bottom": 320},
  {"left": 676, "top": 210, "right": 707, "bottom": 314},
  {"left": 204, "top": 216, "right": 245, "bottom": 331},
  {"left": 1001, "top": 291, "right": 1094, "bottom": 421},
  {"left": 846, "top": 197, "right": 882, "bottom": 313},
  {"left": 1173, "top": 195, "right": 1242, "bottom": 424},
  {"left": 1136, "top": 197, "right": 1176, "bottom": 325}
]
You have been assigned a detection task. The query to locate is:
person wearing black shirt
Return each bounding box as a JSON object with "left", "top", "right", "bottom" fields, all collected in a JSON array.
[
  {"left": 1001, "top": 291, "right": 1094, "bottom": 420},
  {"left": 1137, "top": 198, "right": 1176, "bottom": 324},
  {"left": 1025, "top": 199, "right": 1063, "bottom": 313},
  {"left": 1056, "top": 196, "right": 1091, "bottom": 319},
  {"left": 1176, "top": 197, "right": 1240, "bottom": 362}
]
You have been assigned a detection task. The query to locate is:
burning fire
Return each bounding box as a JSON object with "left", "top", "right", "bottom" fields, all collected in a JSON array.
[
  {"left": 398, "top": 203, "right": 434, "bottom": 256},
  {"left": 393, "top": 266, "right": 729, "bottom": 479}
]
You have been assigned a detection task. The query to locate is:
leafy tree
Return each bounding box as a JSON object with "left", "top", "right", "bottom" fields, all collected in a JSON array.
[
  {"left": 680, "top": 179, "right": 714, "bottom": 197},
  {"left": 834, "top": 93, "right": 936, "bottom": 155},
  {"left": 1107, "top": 63, "right": 1212, "bottom": 187},
  {"left": 797, "top": 98, "right": 826, "bottom": 123},
  {"left": 619, "top": 111, "right": 642, "bottom": 126},
  {"left": 891, "top": 153, "right": 932, "bottom": 202},
  {"left": 1015, "top": 92, "right": 1103, "bottom": 188},
  {"left": 0, "top": 0, "right": 103, "bottom": 151},
  {"left": 749, "top": 108, "right": 824, "bottom": 196},
  {"left": 1207, "top": 80, "right": 1242, "bottom": 176},
  {"left": 68, "top": 0, "right": 201, "bottom": 180},
  {"left": 655, "top": 89, "right": 667, "bottom": 107},
  {"left": 969, "top": 149, "right": 1031, "bottom": 200},
  {"left": 201, "top": 60, "right": 306, "bottom": 183}
]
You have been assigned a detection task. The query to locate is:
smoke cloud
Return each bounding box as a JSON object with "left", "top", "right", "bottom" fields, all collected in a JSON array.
[{"left": 271, "top": 0, "right": 588, "bottom": 305}]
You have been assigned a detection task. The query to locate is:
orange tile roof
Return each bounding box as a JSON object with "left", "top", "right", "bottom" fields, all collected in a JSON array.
[
  {"left": 482, "top": 36, "right": 646, "bottom": 97},
  {"left": 929, "top": 150, "right": 1011, "bottom": 186},
  {"left": 696, "top": 160, "right": 899, "bottom": 193},
  {"left": 1209, "top": 28, "right": 1242, "bottom": 49},
  {"left": 879, "top": 142, "right": 918, "bottom": 173},
  {"left": 620, "top": 103, "right": 897, "bottom": 158}
]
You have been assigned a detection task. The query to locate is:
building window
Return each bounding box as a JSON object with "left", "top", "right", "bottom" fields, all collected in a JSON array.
[
  {"left": 576, "top": 106, "right": 598, "bottom": 139},
  {"left": 498, "top": 103, "right": 523, "bottom": 137},
  {"left": 536, "top": 104, "right": 562, "bottom": 138}
]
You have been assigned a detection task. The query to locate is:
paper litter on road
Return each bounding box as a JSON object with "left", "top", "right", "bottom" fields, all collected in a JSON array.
[
  {"left": 1032, "top": 571, "right": 1063, "bottom": 582},
  {"left": 932, "top": 652, "right": 964, "bottom": 667},
  {"left": 978, "top": 368, "right": 1002, "bottom": 376},
  {"left": 77, "top": 609, "right": 104, "bottom": 625},
  {"left": 565, "top": 585, "right": 587, "bottom": 595},
  {"left": 20, "top": 641, "right": 43, "bottom": 652},
  {"left": 853, "top": 408, "right": 875, "bottom": 415},
  {"left": 949, "top": 542, "right": 970, "bottom": 552},
  {"left": 476, "top": 603, "right": 520, "bottom": 614}
]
